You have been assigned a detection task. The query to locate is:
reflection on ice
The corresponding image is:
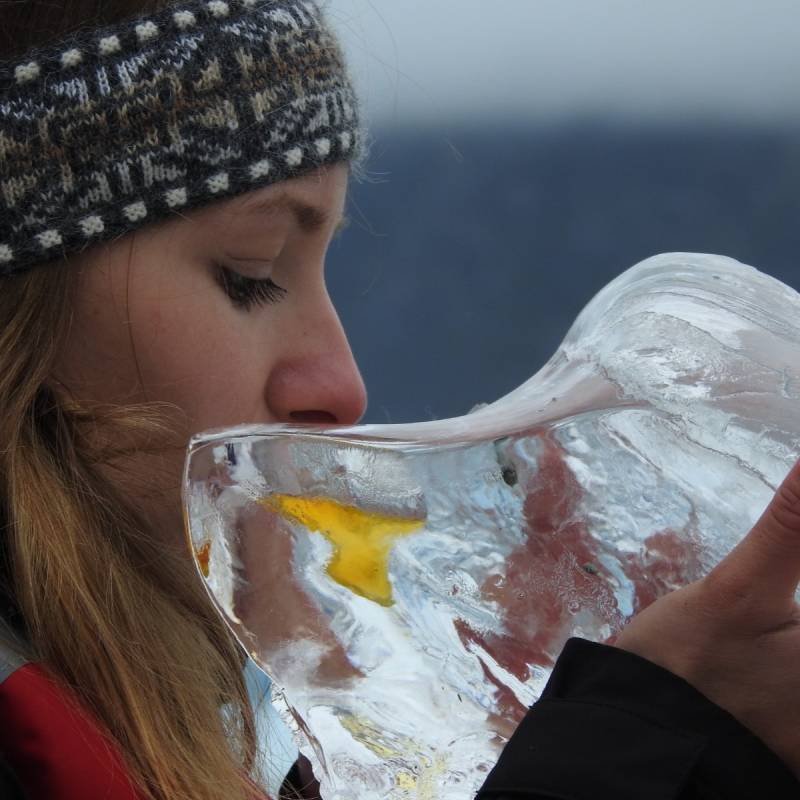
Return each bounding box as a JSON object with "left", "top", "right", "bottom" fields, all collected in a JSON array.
[{"left": 184, "top": 254, "right": 800, "bottom": 799}]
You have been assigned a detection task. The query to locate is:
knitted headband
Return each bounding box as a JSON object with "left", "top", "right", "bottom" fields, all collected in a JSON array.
[{"left": 0, "top": 0, "right": 362, "bottom": 277}]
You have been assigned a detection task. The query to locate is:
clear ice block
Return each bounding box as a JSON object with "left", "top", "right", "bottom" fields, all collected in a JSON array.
[{"left": 183, "top": 253, "right": 800, "bottom": 800}]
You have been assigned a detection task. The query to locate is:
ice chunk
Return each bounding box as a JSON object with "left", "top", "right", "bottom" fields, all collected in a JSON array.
[{"left": 183, "top": 253, "right": 800, "bottom": 799}]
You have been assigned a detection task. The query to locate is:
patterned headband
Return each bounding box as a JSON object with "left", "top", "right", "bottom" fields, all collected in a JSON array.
[{"left": 0, "top": 0, "right": 362, "bottom": 277}]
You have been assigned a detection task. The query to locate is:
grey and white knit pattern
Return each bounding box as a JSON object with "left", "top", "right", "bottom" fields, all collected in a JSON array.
[{"left": 0, "top": 0, "right": 362, "bottom": 277}]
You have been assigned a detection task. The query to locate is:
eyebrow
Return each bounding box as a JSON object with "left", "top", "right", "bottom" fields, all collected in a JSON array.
[{"left": 237, "top": 193, "right": 347, "bottom": 235}]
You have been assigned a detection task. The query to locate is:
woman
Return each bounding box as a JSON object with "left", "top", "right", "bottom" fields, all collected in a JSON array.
[{"left": 0, "top": 1, "right": 799, "bottom": 799}]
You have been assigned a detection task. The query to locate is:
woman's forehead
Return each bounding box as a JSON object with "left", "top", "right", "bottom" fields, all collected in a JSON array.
[
  {"left": 137, "top": 164, "right": 349, "bottom": 249},
  {"left": 193, "top": 164, "right": 349, "bottom": 226}
]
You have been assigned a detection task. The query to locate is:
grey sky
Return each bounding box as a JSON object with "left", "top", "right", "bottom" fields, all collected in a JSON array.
[{"left": 327, "top": 0, "right": 800, "bottom": 125}]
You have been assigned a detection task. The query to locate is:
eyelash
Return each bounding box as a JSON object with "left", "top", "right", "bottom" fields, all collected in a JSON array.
[{"left": 214, "top": 264, "right": 288, "bottom": 311}]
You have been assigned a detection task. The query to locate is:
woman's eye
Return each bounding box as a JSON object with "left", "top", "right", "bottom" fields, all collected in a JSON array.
[{"left": 214, "top": 264, "right": 288, "bottom": 311}]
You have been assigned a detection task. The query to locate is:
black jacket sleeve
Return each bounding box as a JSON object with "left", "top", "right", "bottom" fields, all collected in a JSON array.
[{"left": 476, "top": 638, "right": 799, "bottom": 799}]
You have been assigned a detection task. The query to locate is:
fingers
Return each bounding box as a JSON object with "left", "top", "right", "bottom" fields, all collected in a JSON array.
[{"left": 708, "top": 459, "right": 800, "bottom": 612}]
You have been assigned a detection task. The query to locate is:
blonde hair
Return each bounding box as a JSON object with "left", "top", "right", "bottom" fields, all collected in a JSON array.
[{"left": 0, "top": 238, "right": 262, "bottom": 798}]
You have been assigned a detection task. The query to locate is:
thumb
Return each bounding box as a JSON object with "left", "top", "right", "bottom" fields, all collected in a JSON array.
[{"left": 709, "top": 459, "right": 800, "bottom": 610}]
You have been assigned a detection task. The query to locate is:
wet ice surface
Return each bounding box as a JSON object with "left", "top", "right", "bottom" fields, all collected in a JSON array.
[{"left": 184, "top": 254, "right": 800, "bottom": 799}]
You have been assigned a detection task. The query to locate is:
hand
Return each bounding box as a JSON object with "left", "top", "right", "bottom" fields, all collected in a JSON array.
[{"left": 615, "top": 459, "right": 800, "bottom": 776}]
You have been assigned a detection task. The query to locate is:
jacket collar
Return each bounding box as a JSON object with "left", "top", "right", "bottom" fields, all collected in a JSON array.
[{"left": 0, "top": 620, "right": 28, "bottom": 684}]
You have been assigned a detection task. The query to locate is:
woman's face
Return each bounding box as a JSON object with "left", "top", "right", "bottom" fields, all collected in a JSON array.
[{"left": 55, "top": 164, "right": 366, "bottom": 541}]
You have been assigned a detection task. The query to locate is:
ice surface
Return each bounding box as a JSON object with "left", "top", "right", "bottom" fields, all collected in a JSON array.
[{"left": 183, "top": 254, "right": 800, "bottom": 799}]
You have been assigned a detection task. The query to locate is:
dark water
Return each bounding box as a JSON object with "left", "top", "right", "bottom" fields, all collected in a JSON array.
[{"left": 327, "top": 121, "right": 800, "bottom": 424}]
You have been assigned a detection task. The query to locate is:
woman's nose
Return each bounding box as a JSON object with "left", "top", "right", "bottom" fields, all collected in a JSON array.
[{"left": 264, "top": 298, "right": 367, "bottom": 426}]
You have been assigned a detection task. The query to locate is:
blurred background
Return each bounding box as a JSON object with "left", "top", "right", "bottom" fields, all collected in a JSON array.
[{"left": 324, "top": 0, "right": 800, "bottom": 423}]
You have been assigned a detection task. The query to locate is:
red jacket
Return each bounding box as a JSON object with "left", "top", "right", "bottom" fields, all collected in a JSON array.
[
  {"left": 0, "top": 636, "right": 287, "bottom": 800},
  {"left": 0, "top": 635, "right": 143, "bottom": 799}
]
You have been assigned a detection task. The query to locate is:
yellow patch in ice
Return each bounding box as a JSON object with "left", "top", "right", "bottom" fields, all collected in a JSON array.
[
  {"left": 396, "top": 771, "right": 417, "bottom": 791},
  {"left": 415, "top": 754, "right": 449, "bottom": 800},
  {"left": 339, "top": 713, "right": 399, "bottom": 759},
  {"left": 262, "top": 494, "right": 425, "bottom": 606},
  {"left": 337, "top": 712, "right": 448, "bottom": 798},
  {"left": 194, "top": 540, "right": 211, "bottom": 577}
]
